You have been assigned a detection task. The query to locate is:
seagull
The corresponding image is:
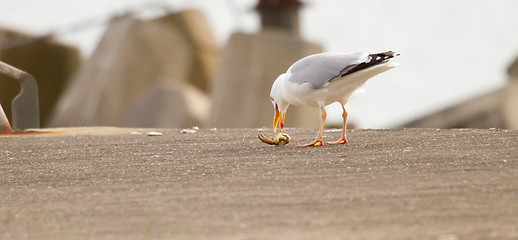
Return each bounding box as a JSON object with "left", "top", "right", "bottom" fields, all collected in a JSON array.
[{"left": 270, "top": 51, "right": 399, "bottom": 147}]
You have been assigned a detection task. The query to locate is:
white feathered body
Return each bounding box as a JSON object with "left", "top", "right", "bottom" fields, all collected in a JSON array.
[{"left": 271, "top": 52, "right": 398, "bottom": 110}]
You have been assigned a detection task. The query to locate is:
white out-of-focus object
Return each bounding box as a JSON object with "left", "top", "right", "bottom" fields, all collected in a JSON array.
[
  {"left": 147, "top": 131, "right": 163, "bottom": 136},
  {"left": 181, "top": 129, "right": 196, "bottom": 134}
]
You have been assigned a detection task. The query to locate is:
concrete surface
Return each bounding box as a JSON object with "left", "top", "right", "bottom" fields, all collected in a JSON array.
[{"left": 1, "top": 127, "right": 518, "bottom": 240}]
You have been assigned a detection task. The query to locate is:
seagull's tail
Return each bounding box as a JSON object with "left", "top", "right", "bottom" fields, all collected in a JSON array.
[
  {"left": 371, "top": 51, "right": 399, "bottom": 59},
  {"left": 374, "top": 51, "right": 400, "bottom": 68},
  {"left": 340, "top": 51, "right": 399, "bottom": 77}
]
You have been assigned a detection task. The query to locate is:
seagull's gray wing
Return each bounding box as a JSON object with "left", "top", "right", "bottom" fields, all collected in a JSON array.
[{"left": 286, "top": 51, "right": 397, "bottom": 89}]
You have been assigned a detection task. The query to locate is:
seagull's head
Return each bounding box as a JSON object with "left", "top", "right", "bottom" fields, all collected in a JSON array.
[{"left": 270, "top": 74, "right": 290, "bottom": 132}]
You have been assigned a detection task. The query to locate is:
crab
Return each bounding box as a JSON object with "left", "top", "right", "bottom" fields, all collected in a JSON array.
[{"left": 258, "top": 132, "right": 290, "bottom": 146}]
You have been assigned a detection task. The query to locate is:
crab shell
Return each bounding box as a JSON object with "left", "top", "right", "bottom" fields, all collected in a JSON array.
[{"left": 273, "top": 133, "right": 290, "bottom": 146}]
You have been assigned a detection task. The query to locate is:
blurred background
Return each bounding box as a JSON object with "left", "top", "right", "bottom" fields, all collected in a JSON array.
[{"left": 1, "top": 0, "right": 518, "bottom": 130}]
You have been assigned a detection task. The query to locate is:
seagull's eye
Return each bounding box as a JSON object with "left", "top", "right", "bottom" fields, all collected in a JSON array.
[{"left": 270, "top": 97, "right": 274, "bottom": 101}]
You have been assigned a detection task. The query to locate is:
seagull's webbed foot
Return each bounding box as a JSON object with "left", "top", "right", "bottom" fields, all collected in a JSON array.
[
  {"left": 327, "top": 137, "right": 348, "bottom": 145},
  {"left": 298, "top": 139, "right": 324, "bottom": 147}
]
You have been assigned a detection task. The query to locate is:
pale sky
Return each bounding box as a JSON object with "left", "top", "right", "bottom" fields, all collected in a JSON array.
[{"left": 2, "top": 0, "right": 518, "bottom": 128}]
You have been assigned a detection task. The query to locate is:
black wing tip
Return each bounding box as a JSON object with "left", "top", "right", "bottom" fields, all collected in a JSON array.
[
  {"left": 339, "top": 51, "right": 399, "bottom": 78},
  {"left": 370, "top": 51, "right": 400, "bottom": 59}
]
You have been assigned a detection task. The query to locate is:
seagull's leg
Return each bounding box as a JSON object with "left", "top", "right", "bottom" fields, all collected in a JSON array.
[
  {"left": 299, "top": 106, "right": 326, "bottom": 147},
  {"left": 328, "top": 104, "right": 348, "bottom": 145}
]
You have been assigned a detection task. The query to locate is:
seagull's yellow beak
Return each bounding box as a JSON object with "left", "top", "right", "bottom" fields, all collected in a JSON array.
[{"left": 273, "top": 103, "right": 285, "bottom": 132}]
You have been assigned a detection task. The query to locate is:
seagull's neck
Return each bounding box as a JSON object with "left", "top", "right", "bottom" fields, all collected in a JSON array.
[{"left": 275, "top": 75, "right": 289, "bottom": 102}]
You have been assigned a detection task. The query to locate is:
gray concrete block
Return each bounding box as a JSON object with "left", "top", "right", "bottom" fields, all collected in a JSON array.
[{"left": 209, "top": 30, "right": 323, "bottom": 128}]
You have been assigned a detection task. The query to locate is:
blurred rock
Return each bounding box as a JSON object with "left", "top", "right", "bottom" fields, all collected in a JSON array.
[
  {"left": 48, "top": 10, "right": 218, "bottom": 128},
  {"left": 504, "top": 57, "right": 518, "bottom": 129},
  {"left": 209, "top": 30, "right": 322, "bottom": 128},
  {"left": 122, "top": 83, "right": 209, "bottom": 128},
  {"left": 400, "top": 90, "right": 506, "bottom": 129},
  {"left": 402, "top": 55, "right": 518, "bottom": 129}
]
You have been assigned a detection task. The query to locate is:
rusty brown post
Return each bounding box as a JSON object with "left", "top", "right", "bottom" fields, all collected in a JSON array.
[{"left": 0, "top": 101, "right": 13, "bottom": 133}]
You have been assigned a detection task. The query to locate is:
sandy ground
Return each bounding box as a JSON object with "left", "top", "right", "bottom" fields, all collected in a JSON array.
[{"left": 1, "top": 127, "right": 518, "bottom": 240}]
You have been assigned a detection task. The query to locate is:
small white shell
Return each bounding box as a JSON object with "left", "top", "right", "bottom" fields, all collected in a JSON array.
[
  {"left": 181, "top": 129, "right": 196, "bottom": 134},
  {"left": 147, "top": 131, "right": 163, "bottom": 136}
]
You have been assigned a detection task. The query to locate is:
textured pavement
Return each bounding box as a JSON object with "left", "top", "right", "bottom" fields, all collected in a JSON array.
[{"left": 1, "top": 127, "right": 518, "bottom": 240}]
